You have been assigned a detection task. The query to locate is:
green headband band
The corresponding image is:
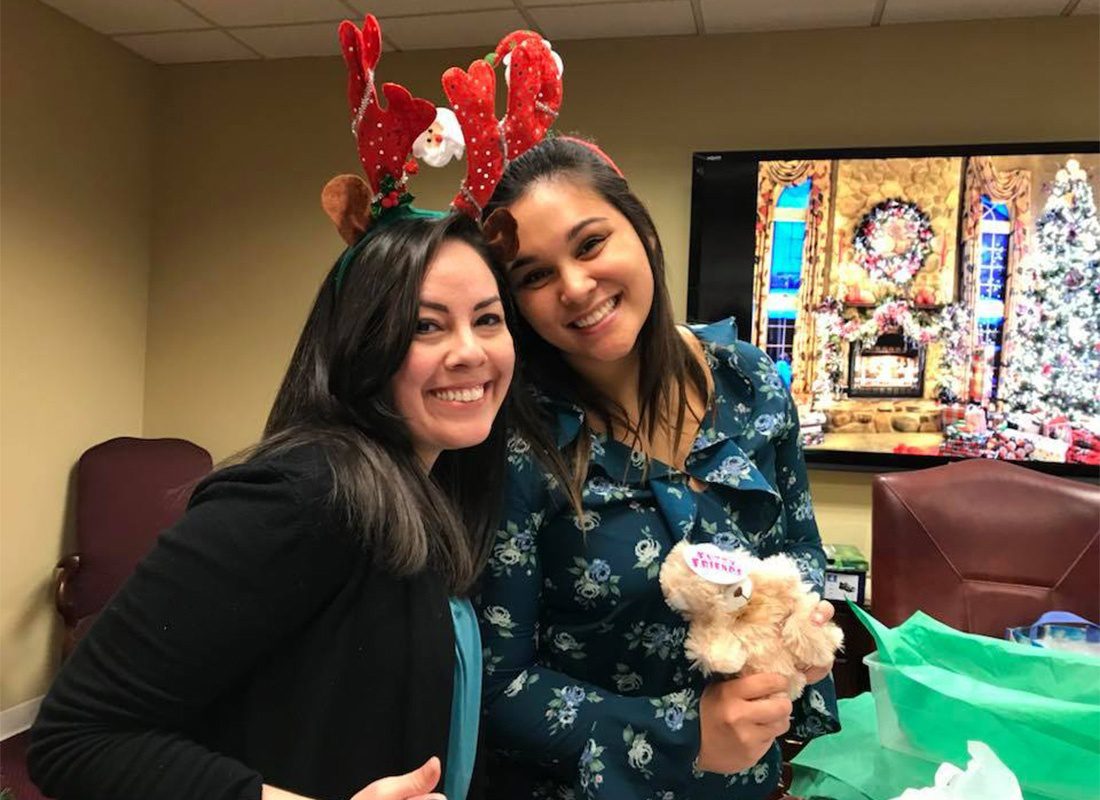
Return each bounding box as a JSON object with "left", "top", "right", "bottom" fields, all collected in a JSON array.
[{"left": 333, "top": 205, "right": 449, "bottom": 294}]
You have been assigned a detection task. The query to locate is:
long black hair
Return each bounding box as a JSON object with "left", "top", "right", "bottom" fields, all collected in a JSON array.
[
  {"left": 249, "top": 212, "right": 506, "bottom": 595},
  {"left": 485, "top": 137, "right": 709, "bottom": 495}
]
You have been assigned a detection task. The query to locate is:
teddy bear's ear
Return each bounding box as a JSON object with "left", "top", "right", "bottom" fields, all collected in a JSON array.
[{"left": 321, "top": 174, "right": 374, "bottom": 246}]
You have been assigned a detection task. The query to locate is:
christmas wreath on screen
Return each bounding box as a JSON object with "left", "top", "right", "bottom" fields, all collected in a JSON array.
[{"left": 853, "top": 198, "right": 934, "bottom": 284}]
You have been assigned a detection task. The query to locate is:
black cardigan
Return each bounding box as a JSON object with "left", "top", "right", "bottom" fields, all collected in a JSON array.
[{"left": 29, "top": 445, "right": 469, "bottom": 800}]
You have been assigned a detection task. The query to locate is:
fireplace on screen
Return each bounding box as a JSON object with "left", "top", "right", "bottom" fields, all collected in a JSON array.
[{"left": 847, "top": 332, "right": 926, "bottom": 398}]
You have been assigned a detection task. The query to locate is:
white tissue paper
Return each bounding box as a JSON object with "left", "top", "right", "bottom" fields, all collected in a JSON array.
[{"left": 889, "top": 741, "right": 1022, "bottom": 800}]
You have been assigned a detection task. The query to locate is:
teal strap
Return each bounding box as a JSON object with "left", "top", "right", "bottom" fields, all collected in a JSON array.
[{"left": 443, "top": 597, "right": 481, "bottom": 800}]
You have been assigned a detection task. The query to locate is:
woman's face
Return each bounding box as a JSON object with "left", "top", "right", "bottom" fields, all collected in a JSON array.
[
  {"left": 504, "top": 179, "right": 654, "bottom": 369},
  {"left": 391, "top": 239, "right": 515, "bottom": 469}
]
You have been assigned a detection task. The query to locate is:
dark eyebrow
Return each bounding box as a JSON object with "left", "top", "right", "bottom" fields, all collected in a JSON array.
[
  {"left": 568, "top": 216, "right": 607, "bottom": 241},
  {"left": 420, "top": 296, "right": 501, "bottom": 313},
  {"left": 510, "top": 216, "right": 608, "bottom": 272}
]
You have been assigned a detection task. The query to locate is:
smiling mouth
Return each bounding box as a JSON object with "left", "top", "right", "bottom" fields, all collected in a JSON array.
[
  {"left": 429, "top": 382, "right": 489, "bottom": 403},
  {"left": 569, "top": 294, "right": 621, "bottom": 329}
]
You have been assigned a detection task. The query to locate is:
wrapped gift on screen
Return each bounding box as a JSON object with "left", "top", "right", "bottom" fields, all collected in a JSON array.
[
  {"left": 1042, "top": 414, "right": 1074, "bottom": 442},
  {"left": 1069, "top": 445, "right": 1100, "bottom": 465},
  {"left": 941, "top": 403, "right": 966, "bottom": 427},
  {"left": 1071, "top": 426, "right": 1100, "bottom": 451},
  {"left": 941, "top": 422, "right": 989, "bottom": 458},
  {"left": 823, "top": 543, "right": 868, "bottom": 605}
]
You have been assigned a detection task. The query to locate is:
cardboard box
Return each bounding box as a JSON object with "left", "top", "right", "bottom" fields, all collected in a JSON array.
[{"left": 823, "top": 543, "right": 869, "bottom": 572}]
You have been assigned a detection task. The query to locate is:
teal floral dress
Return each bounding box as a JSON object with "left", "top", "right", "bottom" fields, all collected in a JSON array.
[{"left": 477, "top": 318, "right": 840, "bottom": 799}]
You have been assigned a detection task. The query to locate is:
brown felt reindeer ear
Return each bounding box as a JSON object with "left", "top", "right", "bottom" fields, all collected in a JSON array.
[
  {"left": 321, "top": 175, "right": 374, "bottom": 246},
  {"left": 483, "top": 208, "right": 519, "bottom": 264}
]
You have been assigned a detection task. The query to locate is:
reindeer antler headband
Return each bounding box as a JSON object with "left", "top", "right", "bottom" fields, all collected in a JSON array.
[{"left": 322, "top": 14, "right": 564, "bottom": 290}]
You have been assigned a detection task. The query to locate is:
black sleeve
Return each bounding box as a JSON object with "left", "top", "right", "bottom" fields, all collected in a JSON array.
[{"left": 29, "top": 457, "right": 357, "bottom": 800}]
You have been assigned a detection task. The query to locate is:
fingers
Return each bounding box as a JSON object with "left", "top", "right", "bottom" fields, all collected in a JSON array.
[
  {"left": 405, "top": 757, "right": 442, "bottom": 794},
  {"left": 358, "top": 757, "right": 442, "bottom": 800},
  {"left": 699, "top": 675, "right": 792, "bottom": 774},
  {"left": 729, "top": 672, "right": 790, "bottom": 700},
  {"left": 708, "top": 677, "right": 793, "bottom": 726},
  {"left": 741, "top": 693, "right": 793, "bottom": 726},
  {"left": 811, "top": 600, "right": 834, "bottom": 625}
]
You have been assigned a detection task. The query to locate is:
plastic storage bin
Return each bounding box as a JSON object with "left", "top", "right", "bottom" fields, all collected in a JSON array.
[
  {"left": 863, "top": 651, "right": 935, "bottom": 762},
  {"left": 862, "top": 650, "right": 1099, "bottom": 800}
]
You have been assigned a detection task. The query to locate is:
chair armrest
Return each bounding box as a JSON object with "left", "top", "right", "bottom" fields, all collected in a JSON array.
[{"left": 55, "top": 552, "right": 82, "bottom": 628}]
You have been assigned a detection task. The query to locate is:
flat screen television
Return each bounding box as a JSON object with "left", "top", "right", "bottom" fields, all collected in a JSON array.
[{"left": 687, "top": 141, "right": 1099, "bottom": 477}]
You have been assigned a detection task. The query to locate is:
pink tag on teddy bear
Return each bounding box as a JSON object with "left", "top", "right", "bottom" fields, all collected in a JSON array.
[{"left": 680, "top": 543, "right": 749, "bottom": 585}]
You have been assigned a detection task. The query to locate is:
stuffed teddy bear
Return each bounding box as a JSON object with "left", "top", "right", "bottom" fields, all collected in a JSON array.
[{"left": 659, "top": 541, "right": 844, "bottom": 699}]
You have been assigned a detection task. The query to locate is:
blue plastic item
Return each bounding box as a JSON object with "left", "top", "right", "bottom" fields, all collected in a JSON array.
[{"left": 1006, "top": 611, "right": 1100, "bottom": 657}]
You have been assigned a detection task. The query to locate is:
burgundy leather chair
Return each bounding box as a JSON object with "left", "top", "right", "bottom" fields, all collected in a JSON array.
[
  {"left": 55, "top": 436, "right": 213, "bottom": 658},
  {"left": 871, "top": 458, "right": 1100, "bottom": 637}
]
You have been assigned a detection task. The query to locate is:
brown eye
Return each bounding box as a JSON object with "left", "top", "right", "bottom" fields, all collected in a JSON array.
[
  {"left": 578, "top": 235, "right": 606, "bottom": 257},
  {"left": 732, "top": 586, "right": 743, "bottom": 598}
]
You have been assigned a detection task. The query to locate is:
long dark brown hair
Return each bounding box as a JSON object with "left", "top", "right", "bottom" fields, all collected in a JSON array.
[
  {"left": 485, "top": 137, "right": 709, "bottom": 497},
  {"left": 242, "top": 213, "right": 513, "bottom": 595}
]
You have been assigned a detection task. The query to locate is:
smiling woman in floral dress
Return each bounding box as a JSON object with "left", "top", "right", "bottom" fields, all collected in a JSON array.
[{"left": 476, "top": 137, "right": 840, "bottom": 799}]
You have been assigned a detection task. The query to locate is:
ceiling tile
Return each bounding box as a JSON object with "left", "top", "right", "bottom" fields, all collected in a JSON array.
[
  {"left": 182, "top": 0, "right": 351, "bottom": 26},
  {"left": 380, "top": 9, "right": 528, "bottom": 50},
  {"left": 701, "top": 0, "right": 876, "bottom": 32},
  {"left": 231, "top": 22, "right": 345, "bottom": 58},
  {"left": 36, "top": 0, "right": 209, "bottom": 34},
  {"left": 882, "top": 0, "right": 1066, "bottom": 24},
  {"left": 348, "top": 0, "right": 514, "bottom": 14},
  {"left": 1071, "top": 0, "right": 1100, "bottom": 12},
  {"left": 532, "top": 0, "right": 696, "bottom": 41},
  {"left": 113, "top": 29, "right": 258, "bottom": 63}
]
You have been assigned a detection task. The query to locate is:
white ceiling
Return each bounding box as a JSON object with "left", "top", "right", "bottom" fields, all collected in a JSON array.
[{"left": 37, "top": 0, "right": 1097, "bottom": 64}]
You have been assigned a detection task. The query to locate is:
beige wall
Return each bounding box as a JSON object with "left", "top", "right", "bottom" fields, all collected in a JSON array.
[
  {"left": 2, "top": 4, "right": 1097, "bottom": 713},
  {"left": 144, "top": 14, "right": 1099, "bottom": 557},
  {"left": 1, "top": 0, "right": 155, "bottom": 710}
]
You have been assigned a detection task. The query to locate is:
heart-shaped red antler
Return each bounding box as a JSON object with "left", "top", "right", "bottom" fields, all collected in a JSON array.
[
  {"left": 338, "top": 15, "right": 435, "bottom": 197},
  {"left": 502, "top": 37, "right": 561, "bottom": 158},
  {"left": 338, "top": 16, "right": 381, "bottom": 127},
  {"left": 443, "top": 60, "right": 505, "bottom": 219},
  {"left": 444, "top": 33, "right": 563, "bottom": 218}
]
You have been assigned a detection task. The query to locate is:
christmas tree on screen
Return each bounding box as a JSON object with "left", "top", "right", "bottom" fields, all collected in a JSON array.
[{"left": 1006, "top": 159, "right": 1100, "bottom": 421}]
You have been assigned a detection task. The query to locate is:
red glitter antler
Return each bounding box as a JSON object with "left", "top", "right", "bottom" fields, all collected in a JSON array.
[
  {"left": 442, "top": 60, "right": 504, "bottom": 219},
  {"left": 338, "top": 15, "right": 435, "bottom": 202},
  {"left": 497, "top": 32, "right": 562, "bottom": 157},
  {"left": 443, "top": 32, "right": 563, "bottom": 218}
]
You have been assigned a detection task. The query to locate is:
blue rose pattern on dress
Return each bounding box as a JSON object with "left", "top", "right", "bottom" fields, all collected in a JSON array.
[{"left": 477, "top": 318, "right": 840, "bottom": 798}]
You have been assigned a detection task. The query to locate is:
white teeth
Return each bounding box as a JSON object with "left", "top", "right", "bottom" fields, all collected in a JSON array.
[
  {"left": 572, "top": 296, "right": 617, "bottom": 329},
  {"left": 431, "top": 384, "right": 486, "bottom": 403}
]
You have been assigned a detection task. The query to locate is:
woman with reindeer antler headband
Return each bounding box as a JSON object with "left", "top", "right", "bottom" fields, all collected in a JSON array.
[
  {"left": 473, "top": 140, "right": 842, "bottom": 795},
  {"left": 28, "top": 15, "right": 564, "bottom": 800}
]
